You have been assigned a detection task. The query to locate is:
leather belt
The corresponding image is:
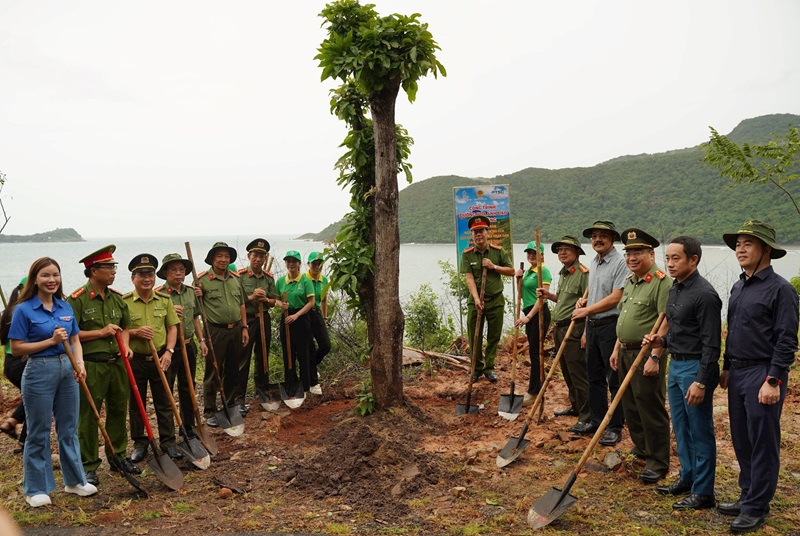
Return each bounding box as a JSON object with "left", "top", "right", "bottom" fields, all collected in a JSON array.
[
  {"left": 587, "top": 315, "right": 617, "bottom": 327},
  {"left": 209, "top": 322, "right": 241, "bottom": 329},
  {"left": 729, "top": 358, "right": 769, "bottom": 369},
  {"left": 671, "top": 353, "right": 701, "bottom": 361},
  {"left": 619, "top": 341, "right": 643, "bottom": 351},
  {"left": 84, "top": 354, "right": 117, "bottom": 364},
  {"left": 483, "top": 294, "right": 500, "bottom": 302},
  {"left": 133, "top": 348, "right": 165, "bottom": 362}
]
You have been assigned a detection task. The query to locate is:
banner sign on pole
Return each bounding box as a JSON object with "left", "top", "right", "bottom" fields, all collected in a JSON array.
[{"left": 454, "top": 184, "right": 512, "bottom": 267}]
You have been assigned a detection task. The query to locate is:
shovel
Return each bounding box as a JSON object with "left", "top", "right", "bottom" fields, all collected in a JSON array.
[
  {"left": 177, "top": 328, "right": 218, "bottom": 456},
  {"left": 185, "top": 241, "right": 245, "bottom": 437},
  {"left": 63, "top": 341, "right": 148, "bottom": 498},
  {"left": 456, "top": 266, "right": 487, "bottom": 415},
  {"left": 115, "top": 332, "right": 184, "bottom": 491},
  {"left": 499, "top": 262, "right": 525, "bottom": 420},
  {"left": 280, "top": 291, "right": 305, "bottom": 409},
  {"left": 526, "top": 313, "right": 665, "bottom": 530},
  {"left": 255, "top": 302, "right": 282, "bottom": 411},
  {"left": 148, "top": 340, "right": 211, "bottom": 470},
  {"left": 496, "top": 290, "right": 588, "bottom": 468},
  {"left": 534, "top": 228, "right": 546, "bottom": 423}
]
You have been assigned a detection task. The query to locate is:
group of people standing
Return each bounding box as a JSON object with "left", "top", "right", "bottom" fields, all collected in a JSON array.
[
  {"left": 0, "top": 239, "right": 331, "bottom": 509},
  {"left": 460, "top": 216, "right": 798, "bottom": 534}
]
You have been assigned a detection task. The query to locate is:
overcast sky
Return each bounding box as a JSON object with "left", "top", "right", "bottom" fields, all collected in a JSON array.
[{"left": 2, "top": 0, "right": 799, "bottom": 238}]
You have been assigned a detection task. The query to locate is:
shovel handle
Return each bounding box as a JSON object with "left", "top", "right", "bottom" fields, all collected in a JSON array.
[
  {"left": 258, "top": 302, "right": 269, "bottom": 374},
  {"left": 177, "top": 329, "right": 202, "bottom": 424},
  {"left": 148, "top": 340, "right": 185, "bottom": 428},
  {"left": 534, "top": 229, "right": 545, "bottom": 383},
  {"left": 509, "top": 261, "right": 524, "bottom": 382},
  {"left": 464, "top": 266, "right": 488, "bottom": 408},
  {"left": 282, "top": 292, "right": 293, "bottom": 369},
  {"left": 116, "top": 332, "right": 157, "bottom": 443}
]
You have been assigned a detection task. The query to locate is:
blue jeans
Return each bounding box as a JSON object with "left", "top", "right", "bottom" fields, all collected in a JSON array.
[
  {"left": 21, "top": 355, "right": 87, "bottom": 496},
  {"left": 667, "top": 359, "right": 718, "bottom": 495}
]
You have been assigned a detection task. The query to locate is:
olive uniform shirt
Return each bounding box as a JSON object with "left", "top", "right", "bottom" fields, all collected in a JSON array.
[
  {"left": 616, "top": 265, "right": 672, "bottom": 343},
  {"left": 238, "top": 268, "right": 279, "bottom": 317},
  {"left": 156, "top": 284, "right": 200, "bottom": 340},
  {"left": 68, "top": 282, "right": 131, "bottom": 355},
  {"left": 123, "top": 290, "right": 180, "bottom": 354},
  {"left": 459, "top": 244, "right": 512, "bottom": 302},
  {"left": 276, "top": 273, "right": 315, "bottom": 310},
  {"left": 552, "top": 261, "right": 589, "bottom": 323},
  {"left": 196, "top": 270, "right": 246, "bottom": 325}
]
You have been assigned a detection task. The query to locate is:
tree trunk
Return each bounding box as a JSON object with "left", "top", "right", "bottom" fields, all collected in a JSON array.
[{"left": 368, "top": 81, "right": 405, "bottom": 408}]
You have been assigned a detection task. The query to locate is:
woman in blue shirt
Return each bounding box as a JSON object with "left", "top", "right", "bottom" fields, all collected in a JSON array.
[{"left": 9, "top": 257, "right": 97, "bottom": 507}]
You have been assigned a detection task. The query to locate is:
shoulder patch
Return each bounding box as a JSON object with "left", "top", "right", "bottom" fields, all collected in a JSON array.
[
  {"left": 198, "top": 270, "right": 208, "bottom": 278},
  {"left": 463, "top": 247, "right": 475, "bottom": 253},
  {"left": 122, "top": 291, "right": 133, "bottom": 299},
  {"left": 489, "top": 244, "right": 502, "bottom": 250},
  {"left": 265, "top": 271, "right": 274, "bottom": 278},
  {"left": 109, "top": 288, "right": 123, "bottom": 295},
  {"left": 154, "top": 285, "right": 164, "bottom": 292},
  {"left": 155, "top": 290, "right": 171, "bottom": 299},
  {"left": 237, "top": 267, "right": 248, "bottom": 275},
  {"left": 626, "top": 273, "right": 634, "bottom": 280},
  {"left": 654, "top": 270, "right": 667, "bottom": 280},
  {"left": 70, "top": 287, "right": 86, "bottom": 299},
  {"left": 579, "top": 265, "right": 589, "bottom": 273},
  {"left": 229, "top": 270, "right": 240, "bottom": 278}
]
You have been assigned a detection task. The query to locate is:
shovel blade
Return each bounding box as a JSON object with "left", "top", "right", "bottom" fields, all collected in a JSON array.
[
  {"left": 498, "top": 394, "right": 524, "bottom": 421},
  {"left": 194, "top": 424, "right": 218, "bottom": 456},
  {"left": 280, "top": 381, "right": 305, "bottom": 409},
  {"left": 527, "top": 488, "right": 578, "bottom": 529},
  {"left": 178, "top": 438, "right": 211, "bottom": 470},
  {"left": 257, "top": 385, "right": 283, "bottom": 411},
  {"left": 147, "top": 453, "right": 184, "bottom": 491},
  {"left": 496, "top": 436, "right": 531, "bottom": 467},
  {"left": 110, "top": 455, "right": 149, "bottom": 497},
  {"left": 455, "top": 403, "right": 480, "bottom": 415},
  {"left": 218, "top": 406, "right": 245, "bottom": 436}
]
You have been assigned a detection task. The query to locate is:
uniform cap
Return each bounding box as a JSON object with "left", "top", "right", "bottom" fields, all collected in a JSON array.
[
  {"left": 582, "top": 221, "right": 621, "bottom": 241},
  {"left": 307, "top": 251, "right": 324, "bottom": 263},
  {"left": 524, "top": 241, "right": 544, "bottom": 254},
  {"left": 205, "top": 242, "right": 238, "bottom": 265},
  {"left": 620, "top": 228, "right": 659, "bottom": 250},
  {"left": 468, "top": 215, "right": 491, "bottom": 230},
  {"left": 284, "top": 250, "right": 302, "bottom": 262},
  {"left": 157, "top": 253, "right": 193, "bottom": 280},
  {"left": 79, "top": 245, "right": 117, "bottom": 268},
  {"left": 722, "top": 219, "right": 786, "bottom": 259},
  {"left": 246, "top": 238, "right": 271, "bottom": 254},
  {"left": 551, "top": 235, "right": 586, "bottom": 255},
  {"left": 128, "top": 253, "right": 158, "bottom": 273}
]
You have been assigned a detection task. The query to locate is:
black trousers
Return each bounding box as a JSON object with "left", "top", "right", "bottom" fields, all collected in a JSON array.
[
  {"left": 129, "top": 350, "right": 176, "bottom": 450},
  {"left": 3, "top": 352, "right": 27, "bottom": 443},
  {"left": 279, "top": 310, "right": 313, "bottom": 391},
  {"left": 237, "top": 314, "right": 272, "bottom": 404},
  {"left": 168, "top": 339, "right": 197, "bottom": 430},
  {"left": 524, "top": 304, "right": 551, "bottom": 395},
  {"left": 308, "top": 308, "right": 331, "bottom": 366},
  {"left": 203, "top": 324, "right": 242, "bottom": 415},
  {"left": 586, "top": 319, "right": 624, "bottom": 432}
]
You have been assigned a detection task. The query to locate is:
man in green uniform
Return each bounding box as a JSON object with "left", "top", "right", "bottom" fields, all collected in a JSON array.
[
  {"left": 123, "top": 254, "right": 181, "bottom": 463},
  {"left": 459, "top": 215, "right": 515, "bottom": 382},
  {"left": 69, "top": 245, "right": 139, "bottom": 486},
  {"left": 610, "top": 228, "right": 672, "bottom": 484},
  {"left": 156, "top": 253, "right": 208, "bottom": 439},
  {"left": 537, "top": 235, "right": 591, "bottom": 426},
  {"left": 196, "top": 242, "right": 248, "bottom": 425},
  {"left": 236, "top": 239, "right": 279, "bottom": 408}
]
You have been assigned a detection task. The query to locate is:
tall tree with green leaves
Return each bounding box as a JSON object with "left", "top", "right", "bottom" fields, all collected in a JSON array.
[{"left": 316, "top": 0, "right": 445, "bottom": 408}]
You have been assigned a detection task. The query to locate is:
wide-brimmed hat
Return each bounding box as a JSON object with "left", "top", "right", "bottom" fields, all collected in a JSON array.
[
  {"left": 524, "top": 241, "right": 544, "bottom": 254},
  {"left": 128, "top": 253, "right": 158, "bottom": 273},
  {"left": 582, "top": 220, "right": 621, "bottom": 241},
  {"left": 157, "top": 253, "right": 193, "bottom": 280},
  {"left": 284, "top": 250, "right": 302, "bottom": 262},
  {"left": 621, "top": 228, "right": 659, "bottom": 251},
  {"left": 551, "top": 235, "right": 586, "bottom": 255},
  {"left": 722, "top": 220, "right": 786, "bottom": 259},
  {"left": 205, "top": 242, "right": 238, "bottom": 265}
]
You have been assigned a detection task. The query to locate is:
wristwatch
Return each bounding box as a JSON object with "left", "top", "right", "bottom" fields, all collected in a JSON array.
[
  {"left": 165, "top": 348, "right": 174, "bottom": 354},
  {"left": 648, "top": 354, "right": 660, "bottom": 362},
  {"left": 693, "top": 382, "right": 706, "bottom": 389},
  {"left": 766, "top": 375, "right": 781, "bottom": 387}
]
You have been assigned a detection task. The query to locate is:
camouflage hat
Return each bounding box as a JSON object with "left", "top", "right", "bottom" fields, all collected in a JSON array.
[
  {"left": 283, "top": 250, "right": 302, "bottom": 262},
  {"left": 307, "top": 251, "right": 324, "bottom": 263},
  {"left": 157, "top": 253, "right": 193, "bottom": 280},
  {"left": 205, "top": 242, "right": 238, "bottom": 265},
  {"left": 722, "top": 219, "right": 786, "bottom": 259},
  {"left": 524, "top": 241, "right": 545, "bottom": 254},
  {"left": 582, "top": 220, "right": 621, "bottom": 242},
  {"left": 468, "top": 215, "right": 491, "bottom": 230},
  {"left": 128, "top": 253, "right": 158, "bottom": 273},
  {"left": 551, "top": 235, "right": 586, "bottom": 255}
]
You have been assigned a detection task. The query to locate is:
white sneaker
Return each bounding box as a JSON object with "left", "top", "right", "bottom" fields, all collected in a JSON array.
[
  {"left": 26, "top": 494, "right": 51, "bottom": 507},
  {"left": 310, "top": 384, "right": 322, "bottom": 395},
  {"left": 64, "top": 483, "right": 98, "bottom": 497}
]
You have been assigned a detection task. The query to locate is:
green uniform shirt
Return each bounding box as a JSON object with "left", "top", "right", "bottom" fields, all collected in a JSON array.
[
  {"left": 197, "top": 270, "right": 246, "bottom": 325},
  {"left": 276, "top": 273, "right": 314, "bottom": 310},
  {"left": 156, "top": 284, "right": 200, "bottom": 339},
  {"left": 239, "top": 268, "right": 279, "bottom": 316},
  {"left": 305, "top": 271, "right": 329, "bottom": 306},
  {"left": 552, "top": 261, "right": 590, "bottom": 323},
  {"left": 68, "top": 282, "right": 130, "bottom": 356},
  {"left": 459, "top": 244, "right": 512, "bottom": 302},
  {"left": 123, "top": 290, "right": 180, "bottom": 354},
  {"left": 616, "top": 265, "right": 672, "bottom": 343},
  {"left": 521, "top": 265, "right": 552, "bottom": 309}
]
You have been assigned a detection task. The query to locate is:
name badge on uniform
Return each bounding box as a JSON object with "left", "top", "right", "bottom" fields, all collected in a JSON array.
[
  {"left": 84, "top": 308, "right": 96, "bottom": 314},
  {"left": 59, "top": 316, "right": 73, "bottom": 322}
]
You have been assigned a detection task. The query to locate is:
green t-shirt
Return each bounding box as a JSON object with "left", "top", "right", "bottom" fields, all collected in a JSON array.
[
  {"left": 521, "top": 265, "right": 552, "bottom": 309},
  {"left": 275, "top": 273, "right": 314, "bottom": 310},
  {"left": 305, "top": 271, "right": 329, "bottom": 306}
]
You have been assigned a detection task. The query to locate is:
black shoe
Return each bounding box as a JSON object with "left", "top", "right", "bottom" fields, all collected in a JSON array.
[
  {"left": 236, "top": 404, "right": 249, "bottom": 417},
  {"left": 120, "top": 457, "right": 142, "bottom": 475},
  {"left": 554, "top": 407, "right": 578, "bottom": 417},
  {"left": 484, "top": 372, "right": 498, "bottom": 382},
  {"left": 718, "top": 501, "right": 769, "bottom": 517},
  {"left": 181, "top": 426, "right": 197, "bottom": 439},
  {"left": 656, "top": 479, "right": 692, "bottom": 496},
  {"left": 673, "top": 494, "right": 716, "bottom": 510},
  {"left": 731, "top": 513, "right": 766, "bottom": 534},
  {"left": 206, "top": 416, "right": 219, "bottom": 427},
  {"left": 568, "top": 422, "right": 597, "bottom": 435},
  {"left": 165, "top": 445, "right": 183, "bottom": 460},
  {"left": 471, "top": 374, "right": 481, "bottom": 383},
  {"left": 598, "top": 430, "right": 622, "bottom": 446},
  {"left": 639, "top": 469, "right": 666, "bottom": 484},
  {"left": 85, "top": 471, "right": 99, "bottom": 486},
  {"left": 130, "top": 446, "right": 148, "bottom": 464}
]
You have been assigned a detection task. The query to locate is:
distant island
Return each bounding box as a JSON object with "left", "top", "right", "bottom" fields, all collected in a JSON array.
[{"left": 0, "top": 228, "right": 85, "bottom": 243}]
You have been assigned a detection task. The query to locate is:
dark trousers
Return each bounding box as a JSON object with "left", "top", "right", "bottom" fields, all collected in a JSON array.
[
  {"left": 3, "top": 352, "right": 28, "bottom": 444},
  {"left": 79, "top": 357, "right": 129, "bottom": 471},
  {"left": 308, "top": 308, "right": 331, "bottom": 367},
  {"left": 555, "top": 319, "right": 590, "bottom": 423},
  {"left": 279, "top": 310, "right": 313, "bottom": 391},
  {"left": 728, "top": 364, "right": 786, "bottom": 516},
  {"left": 586, "top": 319, "right": 624, "bottom": 432},
  {"left": 237, "top": 315, "right": 271, "bottom": 404},
  {"left": 129, "top": 351, "right": 176, "bottom": 450},
  {"left": 169, "top": 339, "right": 197, "bottom": 431},
  {"left": 523, "top": 304, "right": 550, "bottom": 395},
  {"left": 467, "top": 297, "right": 505, "bottom": 374},
  {"left": 204, "top": 324, "right": 242, "bottom": 415}
]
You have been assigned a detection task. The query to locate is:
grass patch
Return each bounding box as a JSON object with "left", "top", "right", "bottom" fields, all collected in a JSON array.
[
  {"left": 172, "top": 502, "right": 196, "bottom": 513},
  {"left": 139, "top": 511, "right": 161, "bottom": 520},
  {"left": 325, "top": 522, "right": 353, "bottom": 534}
]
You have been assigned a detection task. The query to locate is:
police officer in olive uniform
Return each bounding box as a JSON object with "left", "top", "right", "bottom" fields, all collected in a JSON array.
[
  {"left": 459, "top": 215, "right": 515, "bottom": 382},
  {"left": 236, "top": 239, "right": 279, "bottom": 407},
  {"left": 609, "top": 229, "right": 672, "bottom": 484},
  {"left": 69, "top": 245, "right": 139, "bottom": 486},
  {"left": 196, "top": 242, "right": 248, "bottom": 425},
  {"left": 156, "top": 253, "right": 208, "bottom": 439},
  {"left": 123, "top": 254, "right": 181, "bottom": 462}
]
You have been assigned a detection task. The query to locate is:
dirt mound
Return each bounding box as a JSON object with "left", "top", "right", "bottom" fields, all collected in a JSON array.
[{"left": 280, "top": 401, "right": 448, "bottom": 518}]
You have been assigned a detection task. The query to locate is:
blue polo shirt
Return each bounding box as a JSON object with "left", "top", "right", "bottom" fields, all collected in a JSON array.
[{"left": 8, "top": 296, "right": 80, "bottom": 357}]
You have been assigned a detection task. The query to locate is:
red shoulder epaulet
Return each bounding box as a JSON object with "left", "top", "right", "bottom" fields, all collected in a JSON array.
[
  {"left": 626, "top": 273, "right": 634, "bottom": 280},
  {"left": 154, "top": 285, "right": 164, "bottom": 291},
  {"left": 198, "top": 270, "right": 208, "bottom": 278},
  {"left": 579, "top": 265, "right": 589, "bottom": 273},
  {"left": 229, "top": 270, "right": 240, "bottom": 278},
  {"left": 489, "top": 244, "right": 502, "bottom": 250},
  {"left": 109, "top": 287, "right": 123, "bottom": 295},
  {"left": 654, "top": 270, "right": 667, "bottom": 280},
  {"left": 70, "top": 287, "right": 86, "bottom": 299},
  {"left": 265, "top": 271, "right": 274, "bottom": 278},
  {"left": 237, "top": 267, "right": 248, "bottom": 275},
  {"left": 463, "top": 247, "right": 475, "bottom": 253}
]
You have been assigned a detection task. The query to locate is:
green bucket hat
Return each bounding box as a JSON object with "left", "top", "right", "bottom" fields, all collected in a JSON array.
[
  {"left": 582, "top": 220, "right": 621, "bottom": 242},
  {"left": 722, "top": 220, "right": 786, "bottom": 259},
  {"left": 204, "top": 242, "right": 238, "bottom": 265},
  {"left": 157, "top": 253, "right": 193, "bottom": 280},
  {"left": 551, "top": 235, "right": 586, "bottom": 255},
  {"left": 524, "top": 241, "right": 544, "bottom": 254},
  {"left": 307, "top": 251, "right": 324, "bottom": 263},
  {"left": 284, "top": 250, "right": 302, "bottom": 262}
]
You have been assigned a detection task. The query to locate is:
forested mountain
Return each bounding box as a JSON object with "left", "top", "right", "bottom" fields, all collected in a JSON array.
[{"left": 300, "top": 113, "right": 800, "bottom": 244}]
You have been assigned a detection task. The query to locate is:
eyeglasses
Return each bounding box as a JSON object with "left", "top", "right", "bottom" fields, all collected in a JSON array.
[{"left": 96, "top": 264, "right": 118, "bottom": 272}]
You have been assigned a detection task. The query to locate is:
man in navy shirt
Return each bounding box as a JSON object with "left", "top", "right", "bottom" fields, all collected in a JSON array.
[{"left": 717, "top": 220, "right": 798, "bottom": 534}]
